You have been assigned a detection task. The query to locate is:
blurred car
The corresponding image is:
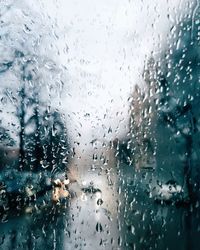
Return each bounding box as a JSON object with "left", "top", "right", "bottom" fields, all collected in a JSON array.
[{"left": 151, "top": 180, "right": 187, "bottom": 203}]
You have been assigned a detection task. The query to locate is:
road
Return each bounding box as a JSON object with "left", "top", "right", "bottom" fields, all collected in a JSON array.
[{"left": 0, "top": 144, "right": 200, "bottom": 250}]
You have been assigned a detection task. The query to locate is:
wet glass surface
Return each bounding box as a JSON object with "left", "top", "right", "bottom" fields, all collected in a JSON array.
[{"left": 0, "top": 0, "right": 200, "bottom": 249}]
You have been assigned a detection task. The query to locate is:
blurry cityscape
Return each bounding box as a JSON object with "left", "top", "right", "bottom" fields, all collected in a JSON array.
[{"left": 0, "top": 1, "right": 200, "bottom": 249}]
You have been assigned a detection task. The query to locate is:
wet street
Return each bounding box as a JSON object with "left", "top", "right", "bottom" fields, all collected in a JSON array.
[{"left": 1, "top": 144, "right": 200, "bottom": 250}]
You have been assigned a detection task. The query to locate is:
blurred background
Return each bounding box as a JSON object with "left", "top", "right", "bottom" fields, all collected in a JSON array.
[{"left": 0, "top": 0, "right": 200, "bottom": 249}]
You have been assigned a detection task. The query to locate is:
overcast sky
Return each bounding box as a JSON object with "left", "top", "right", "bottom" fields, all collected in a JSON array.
[{"left": 1, "top": 0, "right": 195, "bottom": 147}]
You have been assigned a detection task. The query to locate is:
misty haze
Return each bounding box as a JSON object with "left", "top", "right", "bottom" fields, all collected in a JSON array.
[{"left": 0, "top": 1, "right": 200, "bottom": 249}]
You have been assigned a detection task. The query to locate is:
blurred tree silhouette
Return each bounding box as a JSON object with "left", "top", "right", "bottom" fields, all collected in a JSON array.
[{"left": 0, "top": 3, "right": 69, "bottom": 173}]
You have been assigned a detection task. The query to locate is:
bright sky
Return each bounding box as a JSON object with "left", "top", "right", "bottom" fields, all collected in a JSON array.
[{"left": 2, "top": 0, "right": 195, "bottom": 146}]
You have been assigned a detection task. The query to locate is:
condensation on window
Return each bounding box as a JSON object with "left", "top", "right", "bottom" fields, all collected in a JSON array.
[{"left": 0, "top": 0, "right": 200, "bottom": 249}]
